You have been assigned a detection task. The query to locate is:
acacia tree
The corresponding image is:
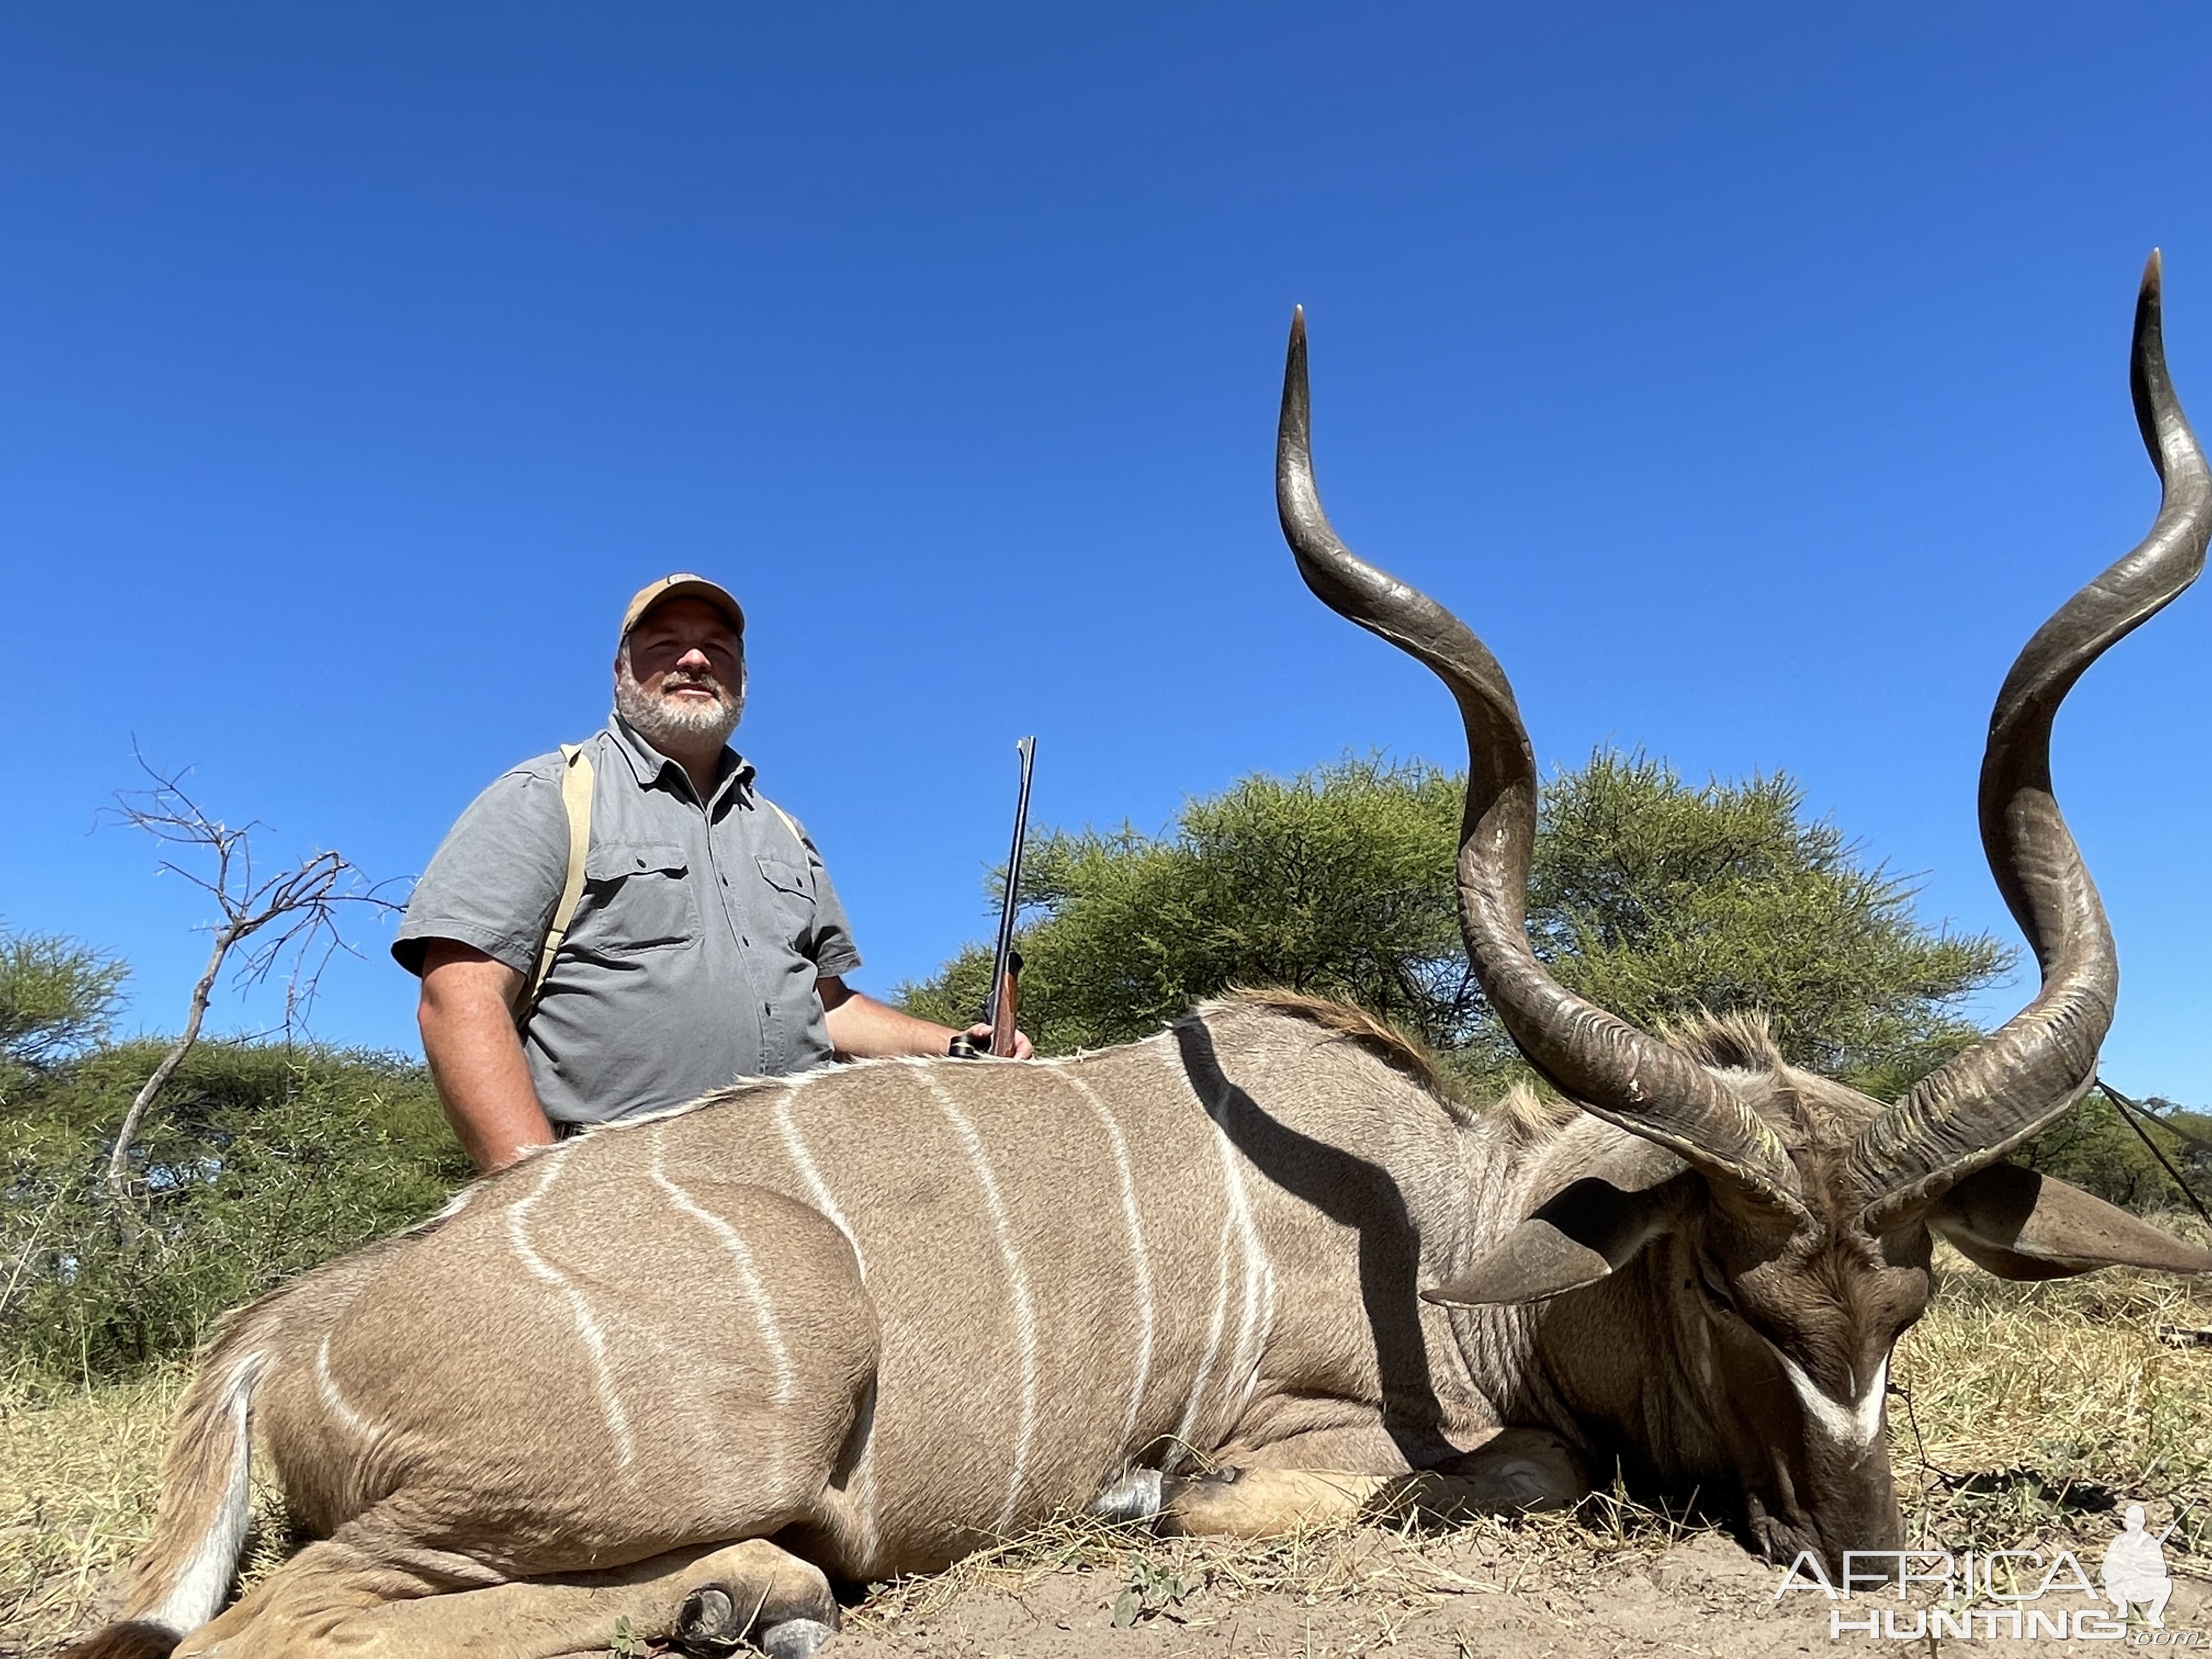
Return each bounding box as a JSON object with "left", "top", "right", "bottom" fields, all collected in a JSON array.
[
  {"left": 101, "top": 759, "right": 401, "bottom": 1239},
  {"left": 0, "top": 927, "right": 128, "bottom": 1075},
  {"left": 901, "top": 751, "right": 2012, "bottom": 1096},
  {"left": 1526, "top": 753, "right": 2011, "bottom": 1091}
]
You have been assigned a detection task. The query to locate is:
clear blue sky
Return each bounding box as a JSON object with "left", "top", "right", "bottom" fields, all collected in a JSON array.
[{"left": 5, "top": 4, "right": 2209, "bottom": 1103}]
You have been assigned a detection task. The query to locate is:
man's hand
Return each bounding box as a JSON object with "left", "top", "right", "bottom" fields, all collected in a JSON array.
[
  {"left": 819, "top": 976, "right": 1034, "bottom": 1061},
  {"left": 418, "top": 940, "right": 560, "bottom": 1172},
  {"left": 957, "top": 1021, "right": 1037, "bottom": 1060}
]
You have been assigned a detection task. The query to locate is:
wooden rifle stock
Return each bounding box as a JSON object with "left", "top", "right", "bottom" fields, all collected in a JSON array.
[{"left": 989, "top": 952, "right": 1022, "bottom": 1058}]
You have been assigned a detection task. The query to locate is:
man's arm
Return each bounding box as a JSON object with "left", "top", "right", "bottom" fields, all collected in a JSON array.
[
  {"left": 418, "top": 939, "right": 559, "bottom": 1172},
  {"left": 817, "top": 975, "right": 1034, "bottom": 1061}
]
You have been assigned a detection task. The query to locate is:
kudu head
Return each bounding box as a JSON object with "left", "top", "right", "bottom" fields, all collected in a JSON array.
[{"left": 1278, "top": 255, "right": 2212, "bottom": 1570}]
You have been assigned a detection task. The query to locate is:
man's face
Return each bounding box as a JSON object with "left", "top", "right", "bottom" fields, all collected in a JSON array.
[{"left": 614, "top": 597, "right": 746, "bottom": 750}]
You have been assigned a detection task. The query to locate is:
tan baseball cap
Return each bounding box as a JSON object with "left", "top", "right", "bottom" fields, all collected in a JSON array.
[{"left": 619, "top": 573, "right": 747, "bottom": 641}]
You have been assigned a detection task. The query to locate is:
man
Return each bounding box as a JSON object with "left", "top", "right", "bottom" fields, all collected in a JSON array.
[{"left": 394, "top": 573, "right": 1029, "bottom": 1172}]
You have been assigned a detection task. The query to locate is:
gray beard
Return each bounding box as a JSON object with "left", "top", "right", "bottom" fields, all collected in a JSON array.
[{"left": 614, "top": 661, "right": 744, "bottom": 754}]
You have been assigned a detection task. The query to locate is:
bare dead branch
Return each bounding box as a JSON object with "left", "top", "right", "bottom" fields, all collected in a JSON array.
[{"left": 98, "top": 752, "right": 405, "bottom": 1243}]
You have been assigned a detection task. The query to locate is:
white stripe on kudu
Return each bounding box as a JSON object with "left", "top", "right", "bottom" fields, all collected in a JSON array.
[
  {"left": 504, "top": 1160, "right": 636, "bottom": 1469},
  {"left": 314, "top": 1336, "right": 374, "bottom": 1441},
  {"left": 1057, "top": 1066, "right": 1157, "bottom": 1455},
  {"left": 769, "top": 1072, "right": 882, "bottom": 1561},
  {"left": 1174, "top": 1195, "right": 1237, "bottom": 1460},
  {"left": 772, "top": 1075, "right": 867, "bottom": 1282},
  {"left": 919, "top": 1065, "right": 1040, "bottom": 1535},
  {"left": 1153, "top": 1044, "right": 1231, "bottom": 1458},
  {"left": 1155, "top": 1042, "right": 1277, "bottom": 1449},
  {"left": 650, "top": 1135, "right": 795, "bottom": 1410},
  {"left": 1214, "top": 1131, "right": 1271, "bottom": 1420}
]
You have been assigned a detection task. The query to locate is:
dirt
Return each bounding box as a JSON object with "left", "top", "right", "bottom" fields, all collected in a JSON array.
[
  {"left": 834, "top": 1529, "right": 2208, "bottom": 1658},
  {"left": 11, "top": 1513, "right": 2205, "bottom": 1657}
]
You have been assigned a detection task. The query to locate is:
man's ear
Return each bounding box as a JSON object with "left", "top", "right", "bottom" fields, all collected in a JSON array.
[
  {"left": 1929, "top": 1163, "right": 2212, "bottom": 1281},
  {"left": 1424, "top": 1170, "right": 1700, "bottom": 1307}
]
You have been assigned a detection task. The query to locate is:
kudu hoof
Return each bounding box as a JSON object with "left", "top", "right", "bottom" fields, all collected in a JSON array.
[
  {"left": 760, "top": 1617, "right": 837, "bottom": 1658},
  {"left": 1086, "top": 1466, "right": 1164, "bottom": 1522},
  {"left": 673, "top": 1584, "right": 750, "bottom": 1652},
  {"left": 672, "top": 1577, "right": 840, "bottom": 1658}
]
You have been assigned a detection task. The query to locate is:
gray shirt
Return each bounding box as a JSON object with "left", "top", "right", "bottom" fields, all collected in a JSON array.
[{"left": 394, "top": 716, "right": 862, "bottom": 1125}]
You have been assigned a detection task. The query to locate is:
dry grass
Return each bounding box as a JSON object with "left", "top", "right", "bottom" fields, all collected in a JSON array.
[
  {"left": 1891, "top": 1235, "right": 2212, "bottom": 1560},
  {"left": 5, "top": 1235, "right": 2207, "bottom": 1656},
  {"left": 2, "top": 1368, "right": 183, "bottom": 1655},
  {"left": 0, "top": 1370, "right": 291, "bottom": 1658}
]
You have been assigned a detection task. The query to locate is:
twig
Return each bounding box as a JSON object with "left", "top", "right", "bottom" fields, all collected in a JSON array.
[
  {"left": 2097, "top": 1078, "right": 2212, "bottom": 1229},
  {"left": 0, "top": 1183, "right": 72, "bottom": 1321},
  {"left": 97, "top": 752, "right": 402, "bottom": 1244}
]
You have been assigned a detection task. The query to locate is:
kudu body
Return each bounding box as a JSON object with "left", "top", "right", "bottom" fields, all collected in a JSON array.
[{"left": 70, "top": 261, "right": 2212, "bottom": 1659}]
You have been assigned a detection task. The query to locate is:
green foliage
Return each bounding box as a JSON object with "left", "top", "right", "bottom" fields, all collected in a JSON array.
[
  {"left": 903, "top": 750, "right": 2013, "bottom": 1098},
  {"left": 905, "top": 757, "right": 1469, "bottom": 1058},
  {"left": 1, "top": 1035, "right": 467, "bottom": 1386},
  {"left": 2018, "top": 1092, "right": 2212, "bottom": 1215},
  {"left": 0, "top": 926, "right": 128, "bottom": 1075},
  {"left": 1528, "top": 754, "right": 2012, "bottom": 1090},
  {"left": 1112, "top": 1558, "right": 1204, "bottom": 1627}
]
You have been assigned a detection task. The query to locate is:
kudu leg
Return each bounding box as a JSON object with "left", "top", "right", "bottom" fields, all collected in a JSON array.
[
  {"left": 356, "top": 1537, "right": 838, "bottom": 1659},
  {"left": 173, "top": 1536, "right": 839, "bottom": 1659},
  {"left": 1157, "top": 1427, "right": 1585, "bottom": 1539},
  {"left": 665, "top": 1539, "right": 839, "bottom": 1658}
]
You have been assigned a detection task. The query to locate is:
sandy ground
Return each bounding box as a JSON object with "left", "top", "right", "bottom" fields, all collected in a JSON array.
[
  {"left": 834, "top": 1527, "right": 2208, "bottom": 1658},
  {"left": 14, "top": 1502, "right": 2206, "bottom": 1658}
]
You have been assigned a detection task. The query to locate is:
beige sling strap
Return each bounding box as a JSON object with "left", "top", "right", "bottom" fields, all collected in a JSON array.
[
  {"left": 525, "top": 743, "right": 596, "bottom": 1014},
  {"left": 759, "top": 795, "right": 804, "bottom": 855}
]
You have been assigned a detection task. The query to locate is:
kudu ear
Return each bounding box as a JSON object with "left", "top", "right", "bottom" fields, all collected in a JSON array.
[
  {"left": 1929, "top": 1162, "right": 2212, "bottom": 1280},
  {"left": 1423, "top": 1171, "right": 1700, "bottom": 1307}
]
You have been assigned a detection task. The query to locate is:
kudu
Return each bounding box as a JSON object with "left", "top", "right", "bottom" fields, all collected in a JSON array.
[{"left": 70, "top": 258, "right": 2212, "bottom": 1659}]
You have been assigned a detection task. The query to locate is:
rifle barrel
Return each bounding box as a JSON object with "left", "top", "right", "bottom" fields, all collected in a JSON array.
[{"left": 988, "top": 737, "right": 1036, "bottom": 1057}]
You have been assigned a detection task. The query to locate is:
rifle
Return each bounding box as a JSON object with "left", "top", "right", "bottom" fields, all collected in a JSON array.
[
  {"left": 949, "top": 736, "right": 1036, "bottom": 1059},
  {"left": 2156, "top": 1498, "right": 2197, "bottom": 1544}
]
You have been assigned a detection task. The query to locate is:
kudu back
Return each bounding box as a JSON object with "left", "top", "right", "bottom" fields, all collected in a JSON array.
[{"left": 67, "top": 261, "right": 2212, "bottom": 1659}]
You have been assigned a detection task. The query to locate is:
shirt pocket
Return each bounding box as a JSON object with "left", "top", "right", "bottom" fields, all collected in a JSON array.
[
  {"left": 754, "top": 852, "right": 817, "bottom": 943},
  {"left": 579, "top": 840, "right": 701, "bottom": 955}
]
